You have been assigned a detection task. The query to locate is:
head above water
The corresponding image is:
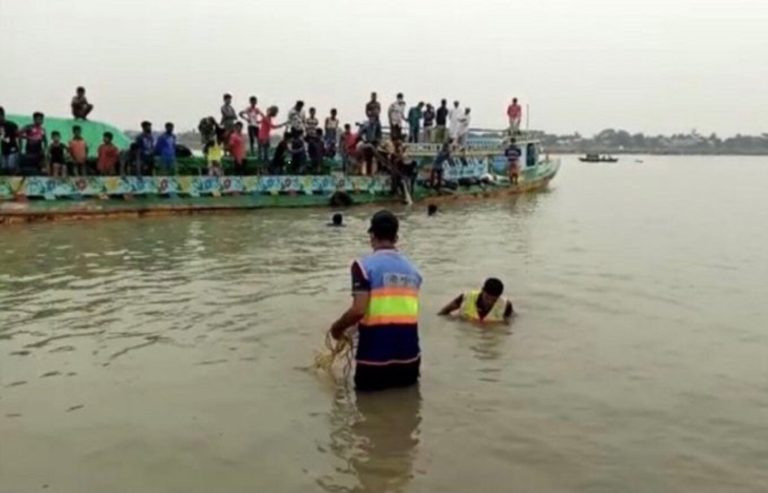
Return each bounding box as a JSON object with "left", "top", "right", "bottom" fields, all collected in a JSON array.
[
  {"left": 480, "top": 278, "right": 504, "bottom": 305},
  {"left": 368, "top": 209, "right": 399, "bottom": 245},
  {"left": 332, "top": 213, "right": 343, "bottom": 226},
  {"left": 427, "top": 204, "right": 438, "bottom": 216}
]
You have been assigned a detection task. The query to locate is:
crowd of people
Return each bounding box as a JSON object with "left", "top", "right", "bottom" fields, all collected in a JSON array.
[{"left": 1, "top": 87, "right": 525, "bottom": 183}]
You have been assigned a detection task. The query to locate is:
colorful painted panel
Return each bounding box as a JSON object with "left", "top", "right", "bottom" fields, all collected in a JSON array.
[
  {"left": 0, "top": 175, "right": 392, "bottom": 201},
  {"left": 0, "top": 177, "right": 24, "bottom": 199}
]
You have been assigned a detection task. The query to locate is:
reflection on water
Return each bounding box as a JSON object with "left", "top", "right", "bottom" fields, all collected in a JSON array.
[
  {"left": 319, "top": 387, "right": 421, "bottom": 493},
  {"left": 3, "top": 157, "right": 768, "bottom": 492}
]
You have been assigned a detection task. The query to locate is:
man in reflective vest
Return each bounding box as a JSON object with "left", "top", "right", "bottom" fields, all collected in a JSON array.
[
  {"left": 330, "top": 210, "right": 422, "bottom": 391},
  {"left": 438, "top": 278, "right": 514, "bottom": 324}
]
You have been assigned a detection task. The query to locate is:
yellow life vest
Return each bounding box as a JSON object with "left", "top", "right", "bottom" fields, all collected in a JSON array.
[{"left": 460, "top": 290, "right": 508, "bottom": 323}]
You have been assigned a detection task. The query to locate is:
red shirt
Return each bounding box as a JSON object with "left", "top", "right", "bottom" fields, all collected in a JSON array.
[
  {"left": 258, "top": 116, "right": 279, "bottom": 142},
  {"left": 343, "top": 132, "right": 358, "bottom": 153},
  {"left": 69, "top": 138, "right": 88, "bottom": 163},
  {"left": 97, "top": 143, "right": 120, "bottom": 173},
  {"left": 507, "top": 103, "right": 522, "bottom": 119},
  {"left": 229, "top": 132, "right": 246, "bottom": 161}
]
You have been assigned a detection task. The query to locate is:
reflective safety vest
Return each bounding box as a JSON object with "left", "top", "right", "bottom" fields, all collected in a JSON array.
[
  {"left": 356, "top": 250, "right": 422, "bottom": 366},
  {"left": 460, "top": 290, "right": 508, "bottom": 323}
]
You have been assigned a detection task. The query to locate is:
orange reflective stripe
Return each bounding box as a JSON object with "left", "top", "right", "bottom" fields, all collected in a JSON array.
[
  {"left": 370, "top": 287, "right": 419, "bottom": 298},
  {"left": 361, "top": 315, "right": 419, "bottom": 325}
]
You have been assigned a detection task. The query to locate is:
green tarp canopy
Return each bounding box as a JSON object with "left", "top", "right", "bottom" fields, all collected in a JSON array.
[{"left": 6, "top": 115, "right": 131, "bottom": 158}]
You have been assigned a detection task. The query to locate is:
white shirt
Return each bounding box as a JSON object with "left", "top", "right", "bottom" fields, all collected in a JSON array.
[
  {"left": 458, "top": 113, "right": 471, "bottom": 135},
  {"left": 388, "top": 101, "right": 406, "bottom": 126},
  {"left": 449, "top": 106, "right": 463, "bottom": 136}
]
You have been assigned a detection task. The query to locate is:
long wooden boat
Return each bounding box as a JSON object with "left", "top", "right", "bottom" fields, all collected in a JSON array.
[{"left": 0, "top": 116, "right": 560, "bottom": 224}]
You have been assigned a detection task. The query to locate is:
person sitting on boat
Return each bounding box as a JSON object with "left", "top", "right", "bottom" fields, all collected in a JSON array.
[
  {"left": 430, "top": 138, "right": 452, "bottom": 190},
  {"left": 269, "top": 132, "right": 290, "bottom": 174},
  {"left": 71, "top": 86, "right": 94, "bottom": 120},
  {"left": 288, "top": 130, "right": 308, "bottom": 174},
  {"left": 438, "top": 278, "right": 514, "bottom": 324}
]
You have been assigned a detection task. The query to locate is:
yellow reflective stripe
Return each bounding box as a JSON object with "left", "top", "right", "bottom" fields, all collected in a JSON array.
[{"left": 366, "top": 295, "right": 419, "bottom": 318}]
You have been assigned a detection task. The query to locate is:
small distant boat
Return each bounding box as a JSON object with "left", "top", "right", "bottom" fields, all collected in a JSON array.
[{"left": 579, "top": 154, "right": 619, "bottom": 163}]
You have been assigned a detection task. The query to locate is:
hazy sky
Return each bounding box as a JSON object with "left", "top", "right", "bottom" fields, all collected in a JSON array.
[{"left": 1, "top": 0, "right": 766, "bottom": 135}]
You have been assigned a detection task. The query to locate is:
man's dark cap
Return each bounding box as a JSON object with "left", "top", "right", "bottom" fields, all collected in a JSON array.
[{"left": 368, "top": 210, "right": 399, "bottom": 239}]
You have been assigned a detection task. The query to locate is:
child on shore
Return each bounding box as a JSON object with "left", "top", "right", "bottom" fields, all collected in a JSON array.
[
  {"left": 48, "top": 131, "right": 68, "bottom": 177},
  {"left": 69, "top": 125, "right": 88, "bottom": 176},
  {"left": 97, "top": 132, "right": 120, "bottom": 176}
]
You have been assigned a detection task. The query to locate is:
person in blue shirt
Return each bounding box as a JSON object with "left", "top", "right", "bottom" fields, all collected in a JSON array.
[
  {"left": 134, "top": 121, "right": 155, "bottom": 176},
  {"left": 154, "top": 122, "right": 177, "bottom": 175}
]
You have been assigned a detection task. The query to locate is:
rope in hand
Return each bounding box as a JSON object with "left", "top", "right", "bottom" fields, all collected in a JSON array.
[{"left": 314, "top": 330, "right": 354, "bottom": 379}]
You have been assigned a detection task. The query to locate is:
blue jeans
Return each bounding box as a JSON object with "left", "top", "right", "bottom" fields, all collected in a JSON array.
[{"left": 1, "top": 153, "right": 19, "bottom": 174}]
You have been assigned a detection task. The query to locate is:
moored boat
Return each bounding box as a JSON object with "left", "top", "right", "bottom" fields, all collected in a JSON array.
[
  {"left": 579, "top": 153, "right": 619, "bottom": 163},
  {"left": 0, "top": 117, "right": 560, "bottom": 224}
]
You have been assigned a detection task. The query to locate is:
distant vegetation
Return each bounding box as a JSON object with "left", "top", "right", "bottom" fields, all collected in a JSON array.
[
  {"left": 529, "top": 129, "right": 768, "bottom": 155},
  {"left": 162, "top": 128, "right": 768, "bottom": 155}
]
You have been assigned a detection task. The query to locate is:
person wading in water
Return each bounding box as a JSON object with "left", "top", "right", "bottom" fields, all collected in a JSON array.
[{"left": 329, "top": 210, "right": 423, "bottom": 391}]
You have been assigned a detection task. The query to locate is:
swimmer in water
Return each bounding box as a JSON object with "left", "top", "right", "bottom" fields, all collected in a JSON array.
[
  {"left": 328, "top": 213, "right": 344, "bottom": 227},
  {"left": 438, "top": 277, "right": 514, "bottom": 324},
  {"left": 427, "top": 204, "right": 438, "bottom": 216}
]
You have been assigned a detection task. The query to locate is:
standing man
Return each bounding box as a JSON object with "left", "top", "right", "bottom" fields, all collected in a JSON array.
[
  {"left": 388, "top": 93, "right": 407, "bottom": 142},
  {"left": 407, "top": 102, "right": 424, "bottom": 143},
  {"left": 0, "top": 107, "right": 20, "bottom": 175},
  {"left": 448, "top": 100, "right": 462, "bottom": 140},
  {"left": 239, "top": 96, "right": 263, "bottom": 156},
  {"left": 154, "top": 122, "right": 177, "bottom": 175},
  {"left": 330, "top": 210, "right": 423, "bottom": 391},
  {"left": 287, "top": 100, "right": 306, "bottom": 136},
  {"left": 434, "top": 99, "right": 449, "bottom": 143},
  {"left": 365, "top": 92, "right": 381, "bottom": 122},
  {"left": 220, "top": 93, "right": 238, "bottom": 134},
  {"left": 134, "top": 121, "right": 155, "bottom": 176},
  {"left": 507, "top": 97, "right": 522, "bottom": 135},
  {"left": 71, "top": 87, "right": 94, "bottom": 120},
  {"left": 457, "top": 107, "right": 471, "bottom": 147},
  {"left": 422, "top": 104, "right": 435, "bottom": 143}
]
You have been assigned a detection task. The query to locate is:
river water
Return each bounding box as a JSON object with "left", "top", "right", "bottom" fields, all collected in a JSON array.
[{"left": 1, "top": 156, "right": 767, "bottom": 493}]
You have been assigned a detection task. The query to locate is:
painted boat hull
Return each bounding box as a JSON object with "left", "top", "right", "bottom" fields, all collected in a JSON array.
[{"left": 0, "top": 160, "right": 559, "bottom": 224}]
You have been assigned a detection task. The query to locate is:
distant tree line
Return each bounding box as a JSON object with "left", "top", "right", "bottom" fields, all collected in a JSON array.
[{"left": 527, "top": 129, "right": 768, "bottom": 155}]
